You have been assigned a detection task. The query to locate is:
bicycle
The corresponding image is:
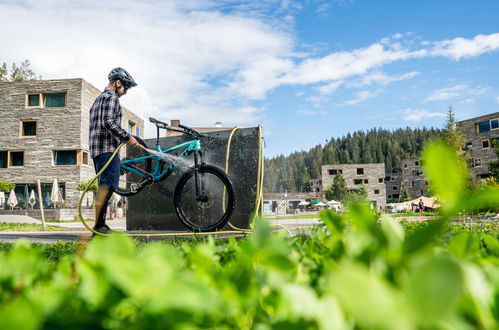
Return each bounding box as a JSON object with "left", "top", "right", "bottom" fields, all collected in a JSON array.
[{"left": 115, "top": 117, "right": 235, "bottom": 232}]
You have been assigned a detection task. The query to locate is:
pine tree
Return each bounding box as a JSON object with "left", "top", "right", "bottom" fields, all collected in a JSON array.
[
  {"left": 442, "top": 105, "right": 466, "bottom": 159},
  {"left": 400, "top": 185, "right": 411, "bottom": 202},
  {"left": 0, "top": 60, "right": 41, "bottom": 82},
  {"left": 325, "top": 173, "right": 348, "bottom": 201}
]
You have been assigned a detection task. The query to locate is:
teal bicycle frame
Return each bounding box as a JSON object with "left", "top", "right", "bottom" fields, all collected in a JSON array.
[{"left": 121, "top": 139, "right": 201, "bottom": 182}]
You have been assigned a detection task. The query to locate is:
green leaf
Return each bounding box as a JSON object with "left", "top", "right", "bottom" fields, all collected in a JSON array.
[
  {"left": 406, "top": 255, "right": 464, "bottom": 323},
  {"left": 448, "top": 232, "right": 481, "bottom": 259},
  {"left": 423, "top": 140, "right": 467, "bottom": 212},
  {"left": 403, "top": 219, "right": 446, "bottom": 255}
]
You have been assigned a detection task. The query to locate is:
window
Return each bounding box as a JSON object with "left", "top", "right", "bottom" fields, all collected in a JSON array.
[
  {"left": 478, "top": 121, "right": 491, "bottom": 133},
  {"left": 9, "top": 151, "right": 24, "bottom": 167},
  {"left": 374, "top": 189, "right": 379, "bottom": 195},
  {"left": 385, "top": 176, "right": 391, "bottom": 181},
  {"left": 357, "top": 168, "right": 364, "bottom": 175},
  {"left": 82, "top": 151, "right": 88, "bottom": 165},
  {"left": 388, "top": 194, "right": 392, "bottom": 199},
  {"left": 391, "top": 177, "right": 396, "bottom": 181},
  {"left": 21, "top": 121, "right": 37, "bottom": 137},
  {"left": 354, "top": 179, "right": 362, "bottom": 185},
  {"left": 363, "top": 179, "right": 368, "bottom": 184},
  {"left": 25, "top": 92, "right": 66, "bottom": 108},
  {"left": 329, "top": 169, "right": 338, "bottom": 175},
  {"left": 392, "top": 194, "right": 400, "bottom": 199},
  {"left": 378, "top": 178, "right": 383, "bottom": 183},
  {"left": 136, "top": 126, "right": 140, "bottom": 137},
  {"left": 54, "top": 150, "right": 77, "bottom": 165},
  {"left": 404, "top": 163, "right": 408, "bottom": 168},
  {"left": 392, "top": 186, "right": 398, "bottom": 191},
  {"left": 27, "top": 94, "right": 41, "bottom": 107},
  {"left": 0, "top": 151, "right": 7, "bottom": 168},
  {"left": 473, "top": 158, "right": 482, "bottom": 167},
  {"left": 482, "top": 139, "right": 490, "bottom": 149},
  {"left": 415, "top": 160, "right": 419, "bottom": 166},
  {"left": 492, "top": 119, "right": 499, "bottom": 130},
  {"left": 45, "top": 93, "right": 66, "bottom": 107},
  {"left": 412, "top": 181, "right": 423, "bottom": 187},
  {"left": 464, "top": 142, "right": 472, "bottom": 151},
  {"left": 128, "top": 121, "right": 137, "bottom": 135}
]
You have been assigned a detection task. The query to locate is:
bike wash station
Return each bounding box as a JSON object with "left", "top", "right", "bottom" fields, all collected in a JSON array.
[{"left": 123, "top": 120, "right": 263, "bottom": 233}]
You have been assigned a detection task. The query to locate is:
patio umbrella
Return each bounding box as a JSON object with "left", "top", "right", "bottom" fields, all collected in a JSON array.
[
  {"left": 298, "top": 201, "right": 309, "bottom": 206},
  {"left": 0, "top": 191, "right": 5, "bottom": 206},
  {"left": 314, "top": 202, "right": 326, "bottom": 207},
  {"left": 28, "top": 189, "right": 36, "bottom": 208},
  {"left": 24, "top": 184, "right": 29, "bottom": 203},
  {"left": 7, "top": 190, "right": 18, "bottom": 209},
  {"left": 50, "top": 178, "right": 61, "bottom": 207}
]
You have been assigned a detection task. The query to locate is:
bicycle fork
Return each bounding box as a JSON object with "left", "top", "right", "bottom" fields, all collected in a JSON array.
[{"left": 194, "top": 151, "right": 208, "bottom": 202}]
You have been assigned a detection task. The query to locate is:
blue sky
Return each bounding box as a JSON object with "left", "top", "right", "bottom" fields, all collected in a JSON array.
[{"left": 1, "top": 0, "right": 498, "bottom": 157}]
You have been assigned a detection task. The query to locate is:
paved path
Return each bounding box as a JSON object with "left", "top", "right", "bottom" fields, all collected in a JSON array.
[{"left": 0, "top": 216, "right": 321, "bottom": 243}]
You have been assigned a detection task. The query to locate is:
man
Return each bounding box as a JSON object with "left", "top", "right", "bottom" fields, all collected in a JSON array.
[
  {"left": 89, "top": 67, "right": 139, "bottom": 234},
  {"left": 418, "top": 198, "right": 424, "bottom": 216}
]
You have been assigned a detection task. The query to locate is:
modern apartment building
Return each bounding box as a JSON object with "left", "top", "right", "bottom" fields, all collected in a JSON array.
[
  {"left": 384, "top": 172, "right": 402, "bottom": 202},
  {"left": 0, "top": 78, "right": 144, "bottom": 208},
  {"left": 400, "top": 158, "right": 428, "bottom": 200},
  {"left": 459, "top": 112, "right": 499, "bottom": 179},
  {"left": 321, "top": 163, "right": 386, "bottom": 208}
]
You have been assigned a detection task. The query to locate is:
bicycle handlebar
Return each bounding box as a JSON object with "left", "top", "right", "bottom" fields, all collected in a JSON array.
[{"left": 149, "top": 117, "right": 204, "bottom": 139}]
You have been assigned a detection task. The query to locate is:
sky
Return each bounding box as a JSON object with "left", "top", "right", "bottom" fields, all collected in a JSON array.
[{"left": 1, "top": 0, "right": 499, "bottom": 157}]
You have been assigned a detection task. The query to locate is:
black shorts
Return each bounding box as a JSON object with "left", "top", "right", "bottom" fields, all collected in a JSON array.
[{"left": 93, "top": 152, "right": 120, "bottom": 190}]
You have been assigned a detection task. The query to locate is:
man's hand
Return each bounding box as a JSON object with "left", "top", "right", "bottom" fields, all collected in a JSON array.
[{"left": 127, "top": 135, "right": 140, "bottom": 147}]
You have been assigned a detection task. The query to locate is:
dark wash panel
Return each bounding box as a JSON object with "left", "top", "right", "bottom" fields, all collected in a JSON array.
[{"left": 126, "top": 127, "right": 261, "bottom": 231}]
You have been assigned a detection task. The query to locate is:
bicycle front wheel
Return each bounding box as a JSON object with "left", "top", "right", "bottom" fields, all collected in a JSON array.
[{"left": 174, "top": 164, "right": 235, "bottom": 232}]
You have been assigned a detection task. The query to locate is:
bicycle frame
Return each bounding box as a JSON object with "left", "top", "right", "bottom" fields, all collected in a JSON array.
[{"left": 121, "top": 139, "right": 201, "bottom": 182}]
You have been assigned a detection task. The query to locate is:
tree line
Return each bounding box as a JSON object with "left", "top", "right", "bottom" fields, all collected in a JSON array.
[{"left": 264, "top": 127, "right": 442, "bottom": 193}]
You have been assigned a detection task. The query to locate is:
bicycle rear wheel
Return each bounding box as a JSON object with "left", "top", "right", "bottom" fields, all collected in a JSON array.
[
  {"left": 174, "top": 164, "right": 235, "bottom": 232},
  {"left": 115, "top": 136, "right": 152, "bottom": 197}
]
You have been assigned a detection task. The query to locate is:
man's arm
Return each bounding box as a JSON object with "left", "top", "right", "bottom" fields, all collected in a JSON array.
[{"left": 102, "top": 95, "right": 131, "bottom": 142}]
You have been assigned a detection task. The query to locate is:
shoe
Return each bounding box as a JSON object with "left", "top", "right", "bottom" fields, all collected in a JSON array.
[{"left": 92, "top": 224, "right": 113, "bottom": 236}]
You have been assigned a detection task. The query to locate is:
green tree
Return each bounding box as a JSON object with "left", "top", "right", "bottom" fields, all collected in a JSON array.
[
  {"left": 0, "top": 178, "right": 15, "bottom": 192},
  {"left": 325, "top": 172, "right": 348, "bottom": 201},
  {"left": 441, "top": 105, "right": 466, "bottom": 159},
  {"left": 488, "top": 140, "right": 499, "bottom": 180},
  {"left": 400, "top": 185, "right": 411, "bottom": 202},
  {"left": 0, "top": 59, "right": 41, "bottom": 82},
  {"left": 76, "top": 179, "right": 98, "bottom": 193}
]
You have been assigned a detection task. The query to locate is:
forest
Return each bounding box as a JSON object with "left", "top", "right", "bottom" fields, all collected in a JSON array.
[{"left": 264, "top": 127, "right": 442, "bottom": 193}]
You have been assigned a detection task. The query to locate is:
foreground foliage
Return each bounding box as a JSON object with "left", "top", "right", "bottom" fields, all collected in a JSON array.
[{"left": 0, "top": 141, "right": 498, "bottom": 329}]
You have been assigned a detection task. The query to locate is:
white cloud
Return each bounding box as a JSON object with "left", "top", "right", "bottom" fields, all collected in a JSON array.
[
  {"left": 400, "top": 108, "right": 446, "bottom": 122},
  {"left": 496, "top": 96, "right": 499, "bottom": 104},
  {"left": 296, "top": 109, "right": 326, "bottom": 115},
  {"left": 425, "top": 84, "right": 490, "bottom": 102},
  {"left": 431, "top": 32, "right": 499, "bottom": 60},
  {"left": 347, "top": 71, "right": 419, "bottom": 88},
  {"left": 342, "top": 90, "right": 379, "bottom": 106},
  {"left": 425, "top": 85, "right": 467, "bottom": 101}
]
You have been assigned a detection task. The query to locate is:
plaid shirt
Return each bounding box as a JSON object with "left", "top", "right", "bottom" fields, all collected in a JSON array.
[{"left": 89, "top": 88, "right": 130, "bottom": 158}]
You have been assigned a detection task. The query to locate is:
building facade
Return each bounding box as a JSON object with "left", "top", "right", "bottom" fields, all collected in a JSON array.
[
  {"left": 321, "top": 163, "right": 386, "bottom": 208},
  {"left": 400, "top": 158, "right": 428, "bottom": 200},
  {"left": 384, "top": 172, "right": 402, "bottom": 202},
  {"left": 459, "top": 112, "right": 499, "bottom": 179},
  {"left": 0, "top": 79, "right": 144, "bottom": 209}
]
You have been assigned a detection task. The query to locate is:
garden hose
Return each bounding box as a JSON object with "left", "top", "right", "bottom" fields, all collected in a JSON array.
[{"left": 77, "top": 126, "right": 294, "bottom": 237}]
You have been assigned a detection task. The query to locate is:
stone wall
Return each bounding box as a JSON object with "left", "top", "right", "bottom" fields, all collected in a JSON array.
[
  {"left": 401, "top": 158, "right": 428, "bottom": 200},
  {"left": 321, "top": 163, "right": 386, "bottom": 208},
  {"left": 0, "top": 79, "right": 144, "bottom": 207},
  {"left": 459, "top": 112, "right": 499, "bottom": 178}
]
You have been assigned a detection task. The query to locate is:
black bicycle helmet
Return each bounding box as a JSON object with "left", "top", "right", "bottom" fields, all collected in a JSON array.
[{"left": 108, "top": 67, "right": 138, "bottom": 89}]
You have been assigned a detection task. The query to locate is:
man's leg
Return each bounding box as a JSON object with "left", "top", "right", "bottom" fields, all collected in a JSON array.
[{"left": 93, "top": 152, "right": 120, "bottom": 231}]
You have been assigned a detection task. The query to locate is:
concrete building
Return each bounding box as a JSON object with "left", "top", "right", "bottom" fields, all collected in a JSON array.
[
  {"left": 321, "top": 163, "right": 386, "bottom": 209},
  {"left": 309, "top": 178, "right": 322, "bottom": 194},
  {"left": 401, "top": 158, "right": 428, "bottom": 200},
  {"left": 0, "top": 78, "right": 144, "bottom": 209},
  {"left": 384, "top": 172, "right": 402, "bottom": 202},
  {"left": 459, "top": 112, "right": 499, "bottom": 179}
]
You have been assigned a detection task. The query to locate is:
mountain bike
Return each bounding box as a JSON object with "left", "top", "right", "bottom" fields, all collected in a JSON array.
[{"left": 115, "top": 117, "right": 235, "bottom": 232}]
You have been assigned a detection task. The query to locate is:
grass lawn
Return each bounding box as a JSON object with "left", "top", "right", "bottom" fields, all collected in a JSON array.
[{"left": 0, "top": 222, "right": 65, "bottom": 231}]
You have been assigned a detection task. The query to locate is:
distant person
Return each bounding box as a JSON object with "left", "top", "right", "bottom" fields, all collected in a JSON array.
[
  {"left": 418, "top": 198, "right": 424, "bottom": 216},
  {"left": 89, "top": 67, "right": 139, "bottom": 235}
]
